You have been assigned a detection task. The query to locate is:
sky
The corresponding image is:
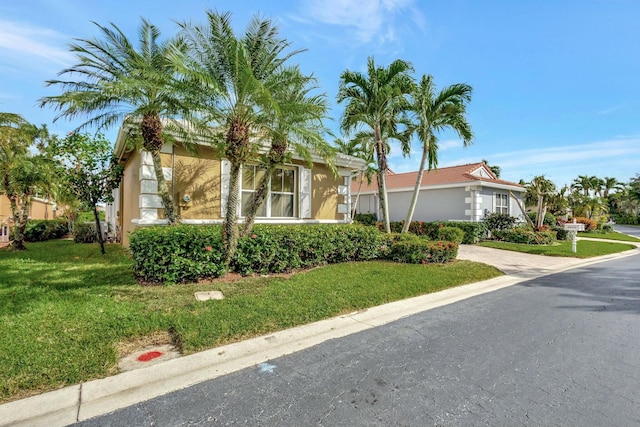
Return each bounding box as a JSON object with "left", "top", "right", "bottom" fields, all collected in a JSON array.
[{"left": 1, "top": 0, "right": 639, "bottom": 189}]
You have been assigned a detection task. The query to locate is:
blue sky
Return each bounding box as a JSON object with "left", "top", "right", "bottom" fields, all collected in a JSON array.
[{"left": 1, "top": 0, "right": 639, "bottom": 188}]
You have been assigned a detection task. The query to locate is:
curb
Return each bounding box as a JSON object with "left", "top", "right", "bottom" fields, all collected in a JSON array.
[{"left": 1, "top": 248, "right": 638, "bottom": 427}]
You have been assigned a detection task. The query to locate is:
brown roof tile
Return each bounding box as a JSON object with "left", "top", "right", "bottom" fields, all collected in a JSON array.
[{"left": 351, "top": 162, "right": 523, "bottom": 192}]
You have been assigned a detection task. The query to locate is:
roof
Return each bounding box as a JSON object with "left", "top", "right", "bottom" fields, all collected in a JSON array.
[{"left": 352, "top": 162, "right": 525, "bottom": 192}]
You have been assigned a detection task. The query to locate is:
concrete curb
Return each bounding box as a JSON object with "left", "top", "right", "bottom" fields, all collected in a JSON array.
[{"left": 1, "top": 248, "right": 638, "bottom": 427}]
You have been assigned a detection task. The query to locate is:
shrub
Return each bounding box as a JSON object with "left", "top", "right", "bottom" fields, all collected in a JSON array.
[
  {"left": 73, "top": 222, "right": 98, "bottom": 243},
  {"left": 613, "top": 214, "right": 639, "bottom": 225},
  {"left": 353, "top": 213, "right": 377, "bottom": 226},
  {"left": 528, "top": 211, "right": 557, "bottom": 226},
  {"left": 382, "top": 221, "right": 487, "bottom": 244},
  {"left": 438, "top": 226, "right": 464, "bottom": 244},
  {"left": 483, "top": 212, "right": 517, "bottom": 233},
  {"left": 18, "top": 219, "right": 68, "bottom": 242},
  {"left": 599, "top": 223, "right": 614, "bottom": 233},
  {"left": 388, "top": 238, "right": 458, "bottom": 264},
  {"left": 494, "top": 226, "right": 556, "bottom": 245},
  {"left": 572, "top": 216, "right": 597, "bottom": 231},
  {"left": 129, "top": 225, "right": 225, "bottom": 284},
  {"left": 552, "top": 226, "right": 571, "bottom": 241}
]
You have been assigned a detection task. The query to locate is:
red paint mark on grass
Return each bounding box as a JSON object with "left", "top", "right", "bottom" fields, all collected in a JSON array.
[{"left": 137, "top": 351, "right": 164, "bottom": 362}]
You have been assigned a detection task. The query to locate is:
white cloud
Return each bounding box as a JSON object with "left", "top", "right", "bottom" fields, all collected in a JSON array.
[
  {"left": 298, "top": 0, "right": 420, "bottom": 44},
  {"left": 0, "top": 20, "right": 74, "bottom": 68},
  {"left": 438, "top": 139, "right": 464, "bottom": 151}
]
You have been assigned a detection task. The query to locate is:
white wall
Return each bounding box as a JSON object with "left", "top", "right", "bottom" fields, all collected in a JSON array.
[{"left": 387, "top": 187, "right": 468, "bottom": 222}]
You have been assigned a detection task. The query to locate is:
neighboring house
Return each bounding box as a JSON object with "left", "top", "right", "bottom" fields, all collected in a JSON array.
[
  {"left": 352, "top": 162, "right": 526, "bottom": 223},
  {"left": 108, "top": 128, "right": 367, "bottom": 246},
  {"left": 0, "top": 195, "right": 58, "bottom": 243}
]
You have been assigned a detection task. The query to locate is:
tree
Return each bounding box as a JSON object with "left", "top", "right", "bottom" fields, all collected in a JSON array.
[
  {"left": 337, "top": 57, "right": 414, "bottom": 233},
  {"left": 40, "top": 19, "right": 190, "bottom": 225},
  {"left": 401, "top": 75, "right": 473, "bottom": 232},
  {"left": 602, "top": 177, "right": 622, "bottom": 198},
  {"left": 48, "top": 133, "right": 123, "bottom": 254},
  {"left": 571, "top": 175, "right": 596, "bottom": 197},
  {"left": 0, "top": 113, "right": 56, "bottom": 250},
  {"left": 240, "top": 66, "right": 333, "bottom": 237},
  {"left": 177, "top": 11, "right": 308, "bottom": 266},
  {"left": 524, "top": 175, "right": 556, "bottom": 229},
  {"left": 482, "top": 159, "right": 501, "bottom": 178}
]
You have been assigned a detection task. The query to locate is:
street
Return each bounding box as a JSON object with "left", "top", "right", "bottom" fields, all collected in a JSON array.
[{"left": 76, "top": 250, "right": 640, "bottom": 426}]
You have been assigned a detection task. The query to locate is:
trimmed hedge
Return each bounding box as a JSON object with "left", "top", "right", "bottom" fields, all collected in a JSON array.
[
  {"left": 353, "top": 213, "right": 377, "bottom": 226},
  {"left": 385, "top": 233, "right": 458, "bottom": 264},
  {"left": 129, "top": 224, "right": 460, "bottom": 284},
  {"left": 381, "top": 220, "right": 487, "bottom": 244}
]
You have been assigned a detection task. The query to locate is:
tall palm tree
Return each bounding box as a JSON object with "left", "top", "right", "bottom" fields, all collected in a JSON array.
[
  {"left": 239, "top": 66, "right": 333, "bottom": 237},
  {"left": 401, "top": 75, "right": 473, "bottom": 232},
  {"left": 571, "top": 175, "right": 594, "bottom": 197},
  {"left": 177, "top": 11, "right": 306, "bottom": 265},
  {"left": 525, "top": 175, "right": 556, "bottom": 229},
  {"left": 482, "top": 159, "right": 501, "bottom": 178},
  {"left": 337, "top": 57, "right": 414, "bottom": 233},
  {"left": 40, "top": 19, "right": 190, "bottom": 224},
  {"left": 602, "top": 177, "right": 622, "bottom": 198}
]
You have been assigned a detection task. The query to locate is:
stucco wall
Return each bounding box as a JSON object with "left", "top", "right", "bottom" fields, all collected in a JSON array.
[
  {"left": 120, "top": 151, "right": 141, "bottom": 247},
  {"left": 387, "top": 187, "right": 468, "bottom": 222},
  {"left": 173, "top": 146, "right": 222, "bottom": 220}
]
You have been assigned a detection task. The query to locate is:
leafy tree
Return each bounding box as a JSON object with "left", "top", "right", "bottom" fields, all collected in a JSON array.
[
  {"left": 177, "top": 11, "right": 309, "bottom": 266},
  {"left": 402, "top": 74, "right": 473, "bottom": 232},
  {"left": 48, "top": 133, "right": 123, "bottom": 254},
  {"left": 40, "top": 19, "right": 191, "bottom": 225},
  {"left": 337, "top": 57, "right": 414, "bottom": 233},
  {"left": 0, "top": 113, "right": 56, "bottom": 250}
]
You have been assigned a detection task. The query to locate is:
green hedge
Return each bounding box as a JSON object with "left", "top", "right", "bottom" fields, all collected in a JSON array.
[
  {"left": 493, "top": 227, "right": 556, "bottom": 244},
  {"left": 129, "top": 224, "right": 460, "bottom": 284},
  {"left": 384, "top": 233, "right": 458, "bottom": 264},
  {"left": 20, "top": 219, "right": 68, "bottom": 242},
  {"left": 382, "top": 220, "right": 487, "bottom": 244}
]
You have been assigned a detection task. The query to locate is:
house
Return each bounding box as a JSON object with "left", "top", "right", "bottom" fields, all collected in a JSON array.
[
  {"left": 0, "top": 196, "right": 58, "bottom": 243},
  {"left": 108, "top": 128, "right": 367, "bottom": 246},
  {"left": 352, "top": 162, "right": 526, "bottom": 223}
]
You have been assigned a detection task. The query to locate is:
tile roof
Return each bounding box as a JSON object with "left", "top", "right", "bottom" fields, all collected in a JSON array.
[{"left": 352, "top": 162, "right": 524, "bottom": 192}]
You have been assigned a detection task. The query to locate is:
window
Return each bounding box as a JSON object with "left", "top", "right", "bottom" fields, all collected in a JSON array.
[
  {"left": 494, "top": 193, "right": 509, "bottom": 214},
  {"left": 240, "top": 165, "right": 296, "bottom": 218}
]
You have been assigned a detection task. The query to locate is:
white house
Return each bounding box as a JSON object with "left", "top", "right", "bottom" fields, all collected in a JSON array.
[{"left": 352, "top": 162, "right": 526, "bottom": 223}]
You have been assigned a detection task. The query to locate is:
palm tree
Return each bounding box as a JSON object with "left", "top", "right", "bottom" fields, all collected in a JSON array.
[
  {"left": 40, "top": 19, "right": 190, "bottom": 224},
  {"left": 337, "top": 57, "right": 414, "bottom": 233},
  {"left": 239, "top": 66, "right": 333, "bottom": 237},
  {"left": 602, "top": 177, "right": 622, "bottom": 198},
  {"left": 482, "top": 159, "right": 501, "bottom": 178},
  {"left": 177, "top": 11, "right": 306, "bottom": 265},
  {"left": 571, "top": 175, "right": 593, "bottom": 197},
  {"left": 525, "top": 175, "right": 556, "bottom": 229},
  {"left": 401, "top": 75, "right": 473, "bottom": 232}
]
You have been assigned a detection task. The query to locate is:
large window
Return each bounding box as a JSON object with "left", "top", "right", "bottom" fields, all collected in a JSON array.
[
  {"left": 494, "top": 193, "right": 509, "bottom": 214},
  {"left": 241, "top": 165, "right": 296, "bottom": 218}
]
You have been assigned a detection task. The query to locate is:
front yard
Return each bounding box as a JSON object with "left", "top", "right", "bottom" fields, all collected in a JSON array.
[{"left": 0, "top": 240, "right": 501, "bottom": 403}]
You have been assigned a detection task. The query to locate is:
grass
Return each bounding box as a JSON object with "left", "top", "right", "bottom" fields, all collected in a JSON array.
[
  {"left": 577, "top": 231, "right": 640, "bottom": 242},
  {"left": 0, "top": 240, "right": 502, "bottom": 403},
  {"left": 478, "top": 239, "right": 636, "bottom": 257}
]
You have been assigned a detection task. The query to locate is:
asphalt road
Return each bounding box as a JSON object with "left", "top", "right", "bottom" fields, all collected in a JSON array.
[
  {"left": 615, "top": 224, "right": 640, "bottom": 238},
  {"left": 76, "top": 252, "right": 640, "bottom": 427}
]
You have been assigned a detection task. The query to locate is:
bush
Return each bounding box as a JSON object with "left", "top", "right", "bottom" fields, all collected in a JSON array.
[
  {"left": 73, "top": 222, "right": 98, "bottom": 243},
  {"left": 494, "top": 226, "right": 556, "bottom": 245},
  {"left": 382, "top": 221, "right": 487, "bottom": 244},
  {"left": 129, "top": 225, "right": 225, "bottom": 284},
  {"left": 552, "top": 226, "right": 571, "bottom": 241},
  {"left": 438, "top": 226, "right": 464, "bottom": 244},
  {"left": 353, "top": 213, "right": 377, "bottom": 226},
  {"left": 528, "top": 211, "right": 557, "bottom": 226},
  {"left": 388, "top": 237, "right": 458, "bottom": 264},
  {"left": 18, "top": 219, "right": 68, "bottom": 242},
  {"left": 484, "top": 212, "right": 517, "bottom": 233},
  {"left": 613, "top": 215, "right": 639, "bottom": 225},
  {"left": 572, "top": 216, "right": 597, "bottom": 231},
  {"left": 599, "top": 223, "right": 614, "bottom": 233}
]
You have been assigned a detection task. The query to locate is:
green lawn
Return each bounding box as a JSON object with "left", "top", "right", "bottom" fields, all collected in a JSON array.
[
  {"left": 578, "top": 231, "right": 640, "bottom": 242},
  {"left": 478, "top": 239, "right": 636, "bottom": 257},
  {"left": 0, "top": 240, "right": 501, "bottom": 403}
]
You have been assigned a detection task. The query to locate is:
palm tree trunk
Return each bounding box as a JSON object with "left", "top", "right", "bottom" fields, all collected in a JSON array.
[
  {"left": 149, "top": 150, "right": 178, "bottom": 224},
  {"left": 222, "top": 162, "right": 241, "bottom": 268},
  {"left": 10, "top": 195, "right": 29, "bottom": 251},
  {"left": 402, "top": 143, "right": 429, "bottom": 233},
  {"left": 351, "top": 175, "right": 364, "bottom": 218},
  {"left": 240, "top": 164, "right": 277, "bottom": 238},
  {"left": 374, "top": 129, "right": 391, "bottom": 233}
]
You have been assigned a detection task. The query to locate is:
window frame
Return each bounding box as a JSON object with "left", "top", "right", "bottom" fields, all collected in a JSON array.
[{"left": 239, "top": 164, "right": 297, "bottom": 218}]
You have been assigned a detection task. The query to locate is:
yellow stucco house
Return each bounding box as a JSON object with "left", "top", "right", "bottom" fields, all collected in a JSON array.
[
  {"left": 0, "top": 196, "right": 58, "bottom": 243},
  {"left": 107, "top": 126, "right": 366, "bottom": 246}
]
